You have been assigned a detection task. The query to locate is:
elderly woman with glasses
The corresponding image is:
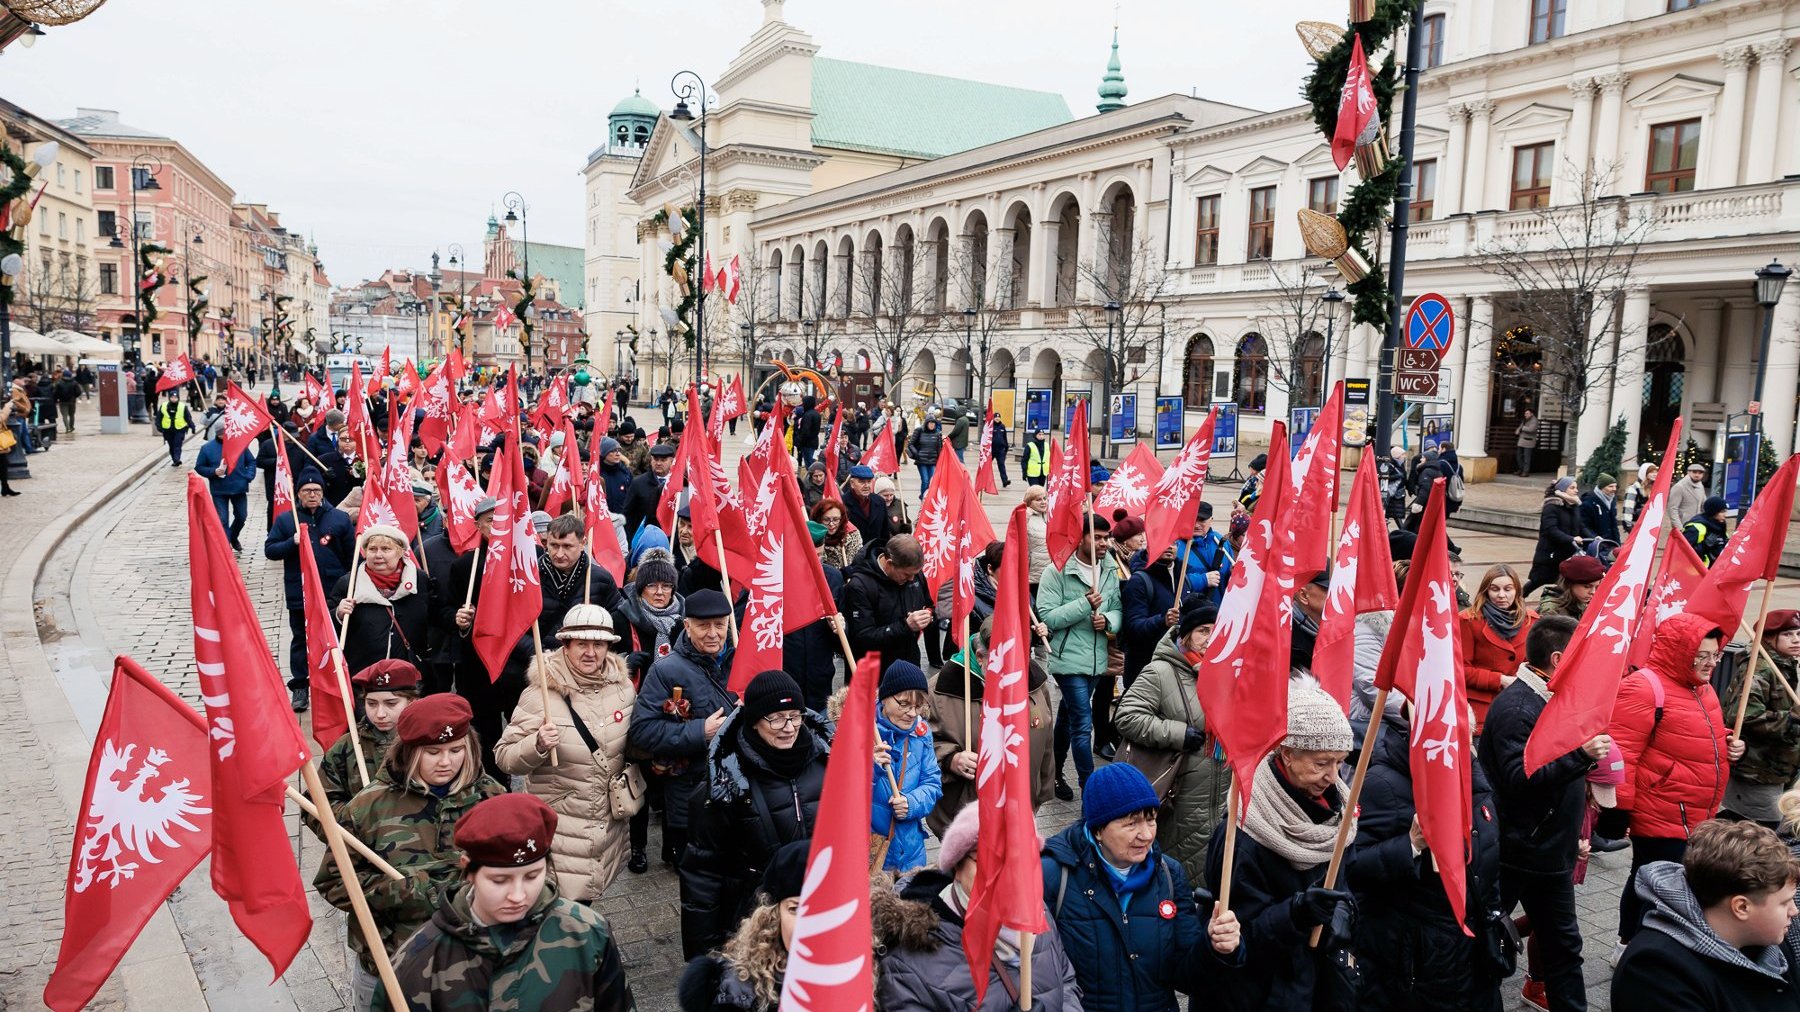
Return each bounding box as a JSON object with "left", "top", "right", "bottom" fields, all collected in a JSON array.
[{"left": 871, "top": 661, "right": 943, "bottom": 873}]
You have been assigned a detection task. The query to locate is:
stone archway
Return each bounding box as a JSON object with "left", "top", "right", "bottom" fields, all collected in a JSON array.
[{"left": 1641, "top": 322, "right": 1686, "bottom": 460}]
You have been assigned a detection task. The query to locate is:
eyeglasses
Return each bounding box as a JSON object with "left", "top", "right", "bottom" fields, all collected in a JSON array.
[
  {"left": 886, "top": 699, "right": 928, "bottom": 715},
  {"left": 1693, "top": 651, "right": 1722, "bottom": 669},
  {"left": 761, "top": 712, "right": 804, "bottom": 730}
]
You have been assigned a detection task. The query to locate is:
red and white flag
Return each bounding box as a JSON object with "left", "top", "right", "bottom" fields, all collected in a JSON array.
[
  {"left": 916, "top": 450, "right": 998, "bottom": 646},
  {"left": 492, "top": 301, "right": 518, "bottom": 332},
  {"left": 416, "top": 361, "right": 455, "bottom": 454},
  {"left": 1286, "top": 381, "right": 1345, "bottom": 582},
  {"left": 1314, "top": 450, "right": 1399, "bottom": 709},
  {"left": 447, "top": 401, "right": 480, "bottom": 465},
  {"left": 473, "top": 375, "right": 543, "bottom": 680},
  {"left": 271, "top": 430, "right": 295, "bottom": 523},
  {"left": 359, "top": 409, "right": 418, "bottom": 546},
  {"left": 532, "top": 374, "right": 571, "bottom": 434},
  {"left": 1144, "top": 408, "right": 1217, "bottom": 561},
  {"left": 185, "top": 474, "right": 313, "bottom": 974},
  {"left": 437, "top": 454, "right": 485, "bottom": 555},
  {"left": 217, "top": 383, "right": 272, "bottom": 466},
  {"left": 582, "top": 434, "right": 627, "bottom": 584},
  {"left": 862, "top": 417, "right": 899, "bottom": 475},
  {"left": 1526, "top": 419, "right": 1684, "bottom": 774},
  {"left": 655, "top": 435, "right": 690, "bottom": 537},
  {"left": 820, "top": 403, "right": 846, "bottom": 504},
  {"left": 342, "top": 361, "right": 381, "bottom": 466},
  {"left": 44, "top": 656, "right": 213, "bottom": 1012},
  {"left": 963, "top": 504, "right": 1048, "bottom": 1003},
  {"left": 1197, "top": 421, "right": 1294, "bottom": 815},
  {"left": 726, "top": 255, "right": 743, "bottom": 304},
  {"left": 544, "top": 416, "right": 585, "bottom": 517},
  {"left": 728, "top": 447, "right": 836, "bottom": 695},
  {"left": 301, "top": 373, "right": 331, "bottom": 433},
  {"left": 776, "top": 654, "right": 878, "bottom": 1012},
  {"left": 972, "top": 403, "right": 999, "bottom": 497},
  {"left": 154, "top": 353, "right": 194, "bottom": 392},
  {"left": 1094, "top": 442, "right": 1166, "bottom": 518},
  {"left": 1373, "top": 479, "right": 1472, "bottom": 932},
  {"left": 397, "top": 359, "right": 424, "bottom": 403},
  {"left": 445, "top": 346, "right": 467, "bottom": 388},
  {"left": 1332, "top": 34, "right": 1378, "bottom": 171},
  {"left": 1630, "top": 532, "right": 1708, "bottom": 671},
  {"left": 1045, "top": 400, "right": 1092, "bottom": 568},
  {"left": 298, "top": 526, "right": 351, "bottom": 754},
  {"left": 1685, "top": 452, "right": 1800, "bottom": 638}
]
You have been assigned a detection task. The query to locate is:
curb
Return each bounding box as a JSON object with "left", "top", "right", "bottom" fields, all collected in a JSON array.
[{"left": 0, "top": 441, "right": 210, "bottom": 1012}]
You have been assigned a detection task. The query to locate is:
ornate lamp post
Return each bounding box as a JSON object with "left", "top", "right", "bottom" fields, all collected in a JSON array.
[
  {"left": 1750, "top": 259, "right": 1792, "bottom": 504},
  {"left": 1103, "top": 300, "right": 1122, "bottom": 455},
  {"left": 502, "top": 192, "right": 532, "bottom": 373},
  {"left": 670, "top": 70, "right": 711, "bottom": 390},
  {"left": 1320, "top": 286, "right": 1346, "bottom": 402}
]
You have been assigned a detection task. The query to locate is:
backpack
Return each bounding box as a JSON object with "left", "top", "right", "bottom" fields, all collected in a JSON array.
[{"left": 1445, "top": 469, "right": 1467, "bottom": 503}]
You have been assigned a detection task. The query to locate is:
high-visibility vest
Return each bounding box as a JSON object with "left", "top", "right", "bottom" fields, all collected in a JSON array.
[
  {"left": 1025, "top": 441, "right": 1047, "bottom": 478},
  {"left": 157, "top": 400, "right": 188, "bottom": 432}
]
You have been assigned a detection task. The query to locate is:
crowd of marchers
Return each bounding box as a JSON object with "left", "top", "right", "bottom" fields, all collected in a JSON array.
[{"left": 184, "top": 363, "right": 1800, "bottom": 1012}]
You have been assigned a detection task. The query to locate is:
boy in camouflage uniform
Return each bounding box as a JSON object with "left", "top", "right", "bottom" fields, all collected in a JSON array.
[
  {"left": 306, "top": 658, "right": 420, "bottom": 840},
  {"left": 377, "top": 793, "right": 636, "bottom": 1011},
  {"left": 1724, "top": 610, "right": 1800, "bottom": 827}
]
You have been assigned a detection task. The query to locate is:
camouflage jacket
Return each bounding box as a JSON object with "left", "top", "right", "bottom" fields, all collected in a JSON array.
[
  {"left": 304, "top": 720, "right": 394, "bottom": 841},
  {"left": 374, "top": 883, "right": 636, "bottom": 1012},
  {"left": 1735, "top": 651, "right": 1800, "bottom": 785},
  {"left": 1536, "top": 586, "right": 1586, "bottom": 623},
  {"left": 314, "top": 766, "right": 506, "bottom": 973}
]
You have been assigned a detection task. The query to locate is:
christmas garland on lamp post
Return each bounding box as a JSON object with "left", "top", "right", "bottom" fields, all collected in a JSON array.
[
  {"left": 651, "top": 203, "right": 700, "bottom": 348},
  {"left": 1297, "top": 0, "right": 1422, "bottom": 331},
  {"left": 137, "top": 242, "right": 172, "bottom": 329}
]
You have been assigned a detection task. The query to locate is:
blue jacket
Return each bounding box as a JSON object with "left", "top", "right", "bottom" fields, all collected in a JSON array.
[
  {"left": 1040, "top": 822, "right": 1237, "bottom": 1012},
  {"left": 871, "top": 712, "right": 942, "bottom": 872},
  {"left": 194, "top": 440, "right": 257, "bottom": 495},
  {"left": 1120, "top": 554, "right": 1179, "bottom": 683},
  {"left": 1173, "top": 530, "right": 1233, "bottom": 606},
  {"left": 627, "top": 631, "right": 736, "bottom": 831},
  {"left": 263, "top": 503, "right": 356, "bottom": 609}
]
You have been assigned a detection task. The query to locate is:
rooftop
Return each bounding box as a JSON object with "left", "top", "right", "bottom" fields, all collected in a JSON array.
[
  {"left": 809, "top": 57, "right": 1073, "bottom": 160},
  {"left": 56, "top": 107, "right": 168, "bottom": 141},
  {"left": 513, "top": 240, "right": 586, "bottom": 312}
]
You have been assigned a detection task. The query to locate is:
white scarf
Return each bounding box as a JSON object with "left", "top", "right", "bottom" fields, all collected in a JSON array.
[{"left": 1241, "top": 758, "right": 1351, "bottom": 869}]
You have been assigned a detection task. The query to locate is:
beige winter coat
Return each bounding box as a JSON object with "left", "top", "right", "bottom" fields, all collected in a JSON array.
[{"left": 495, "top": 648, "right": 637, "bottom": 903}]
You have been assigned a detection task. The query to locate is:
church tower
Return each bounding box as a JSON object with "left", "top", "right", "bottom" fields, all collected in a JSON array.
[
  {"left": 583, "top": 90, "right": 660, "bottom": 386},
  {"left": 1096, "top": 26, "right": 1128, "bottom": 113}
]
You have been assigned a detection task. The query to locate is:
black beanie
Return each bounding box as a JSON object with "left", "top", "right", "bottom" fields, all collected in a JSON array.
[
  {"left": 634, "top": 547, "right": 679, "bottom": 593},
  {"left": 742, "top": 670, "right": 805, "bottom": 725},
  {"left": 762, "top": 838, "right": 812, "bottom": 903}
]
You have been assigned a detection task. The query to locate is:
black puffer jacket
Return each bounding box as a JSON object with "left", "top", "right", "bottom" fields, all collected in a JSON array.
[
  {"left": 628, "top": 630, "right": 737, "bottom": 832},
  {"left": 1476, "top": 670, "right": 1596, "bottom": 876},
  {"left": 681, "top": 707, "right": 831, "bottom": 955},
  {"left": 841, "top": 540, "right": 930, "bottom": 672},
  {"left": 908, "top": 421, "right": 944, "bottom": 465},
  {"left": 329, "top": 564, "right": 436, "bottom": 676},
  {"left": 1528, "top": 496, "right": 1583, "bottom": 588},
  {"left": 1347, "top": 716, "right": 1504, "bottom": 1010}
]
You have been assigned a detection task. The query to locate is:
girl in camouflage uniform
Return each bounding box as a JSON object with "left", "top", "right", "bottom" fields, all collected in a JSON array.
[
  {"left": 308, "top": 658, "right": 421, "bottom": 839},
  {"left": 316, "top": 694, "right": 505, "bottom": 1010}
]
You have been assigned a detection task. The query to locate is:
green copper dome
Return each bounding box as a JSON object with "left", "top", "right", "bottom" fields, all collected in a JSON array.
[
  {"left": 610, "top": 89, "right": 660, "bottom": 119},
  {"left": 1097, "top": 27, "right": 1127, "bottom": 113}
]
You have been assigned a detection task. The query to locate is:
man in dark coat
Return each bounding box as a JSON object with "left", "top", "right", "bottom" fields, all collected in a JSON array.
[
  {"left": 840, "top": 464, "right": 892, "bottom": 546},
  {"left": 792, "top": 395, "right": 822, "bottom": 467},
  {"left": 263, "top": 468, "right": 355, "bottom": 711},
  {"left": 1476, "top": 614, "right": 1603, "bottom": 1012},
  {"left": 841, "top": 535, "right": 931, "bottom": 674},
  {"left": 537, "top": 514, "right": 628, "bottom": 640},
  {"left": 596, "top": 437, "right": 634, "bottom": 512},
  {"left": 305, "top": 408, "right": 356, "bottom": 504},
  {"left": 622, "top": 442, "right": 676, "bottom": 540}
]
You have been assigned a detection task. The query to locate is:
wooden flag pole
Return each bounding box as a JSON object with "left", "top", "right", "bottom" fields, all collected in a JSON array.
[
  {"left": 1018, "top": 932, "right": 1036, "bottom": 1009},
  {"left": 336, "top": 534, "right": 368, "bottom": 649},
  {"left": 1173, "top": 544, "right": 1194, "bottom": 605},
  {"left": 1217, "top": 779, "right": 1240, "bottom": 913},
  {"left": 1310, "top": 685, "right": 1387, "bottom": 947},
  {"left": 529, "top": 620, "right": 558, "bottom": 765},
  {"left": 284, "top": 786, "right": 402, "bottom": 880},
  {"left": 463, "top": 540, "right": 482, "bottom": 609},
  {"left": 960, "top": 611, "right": 973, "bottom": 749},
  {"left": 299, "top": 759, "right": 409, "bottom": 1011},
  {"left": 1737, "top": 615, "right": 1800, "bottom": 709},
  {"left": 330, "top": 646, "right": 369, "bottom": 787},
  {"left": 276, "top": 423, "right": 330, "bottom": 473},
  {"left": 1734, "top": 577, "right": 1781, "bottom": 738},
  {"left": 584, "top": 531, "right": 594, "bottom": 606},
  {"left": 714, "top": 528, "right": 741, "bottom": 645}
]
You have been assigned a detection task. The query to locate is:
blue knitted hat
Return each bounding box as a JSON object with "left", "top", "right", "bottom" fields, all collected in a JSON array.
[
  {"left": 879, "top": 660, "right": 928, "bottom": 699},
  {"left": 1083, "top": 763, "right": 1161, "bottom": 831}
]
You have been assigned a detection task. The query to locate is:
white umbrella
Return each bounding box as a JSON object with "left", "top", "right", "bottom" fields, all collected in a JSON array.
[
  {"left": 48, "top": 329, "right": 122, "bottom": 358},
  {"left": 5, "top": 324, "right": 69, "bottom": 357}
]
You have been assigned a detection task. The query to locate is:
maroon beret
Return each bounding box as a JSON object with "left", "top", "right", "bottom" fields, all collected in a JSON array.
[
  {"left": 1558, "top": 555, "right": 1606, "bottom": 585},
  {"left": 1765, "top": 610, "right": 1800, "bottom": 636},
  {"left": 351, "top": 658, "right": 421, "bottom": 694},
  {"left": 396, "top": 694, "right": 473, "bottom": 746},
  {"left": 455, "top": 793, "right": 558, "bottom": 868}
]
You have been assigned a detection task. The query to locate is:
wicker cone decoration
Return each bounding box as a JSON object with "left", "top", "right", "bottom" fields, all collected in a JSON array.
[
  {"left": 1356, "top": 122, "right": 1390, "bottom": 178},
  {"left": 3, "top": 0, "right": 110, "bottom": 26},
  {"left": 1295, "top": 21, "right": 1346, "bottom": 61},
  {"left": 1297, "top": 209, "right": 1372, "bottom": 284}
]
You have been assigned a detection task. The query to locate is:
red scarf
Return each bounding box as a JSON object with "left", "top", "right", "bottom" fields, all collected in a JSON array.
[{"left": 366, "top": 564, "right": 403, "bottom": 597}]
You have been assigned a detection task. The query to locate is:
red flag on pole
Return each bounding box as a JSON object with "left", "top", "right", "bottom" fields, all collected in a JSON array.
[
  {"left": 271, "top": 429, "right": 295, "bottom": 523},
  {"left": 582, "top": 433, "right": 627, "bottom": 584},
  {"left": 701, "top": 251, "right": 716, "bottom": 294},
  {"left": 1045, "top": 400, "right": 1091, "bottom": 568},
  {"left": 184, "top": 474, "right": 313, "bottom": 975},
  {"left": 154, "top": 353, "right": 194, "bottom": 392},
  {"left": 862, "top": 415, "right": 899, "bottom": 475},
  {"left": 820, "top": 404, "right": 846, "bottom": 504},
  {"left": 655, "top": 434, "right": 690, "bottom": 537},
  {"left": 1684, "top": 453, "right": 1800, "bottom": 637},
  {"left": 916, "top": 450, "right": 998, "bottom": 643},
  {"left": 371, "top": 407, "right": 419, "bottom": 545},
  {"left": 447, "top": 401, "right": 480, "bottom": 465},
  {"left": 1372, "top": 480, "right": 1473, "bottom": 932},
  {"left": 1630, "top": 531, "right": 1708, "bottom": 671},
  {"left": 217, "top": 383, "right": 272, "bottom": 466},
  {"left": 1144, "top": 407, "right": 1217, "bottom": 561},
  {"left": 397, "top": 359, "right": 424, "bottom": 403},
  {"left": 544, "top": 415, "right": 585, "bottom": 517},
  {"left": 1094, "top": 442, "right": 1165, "bottom": 518},
  {"left": 445, "top": 346, "right": 467, "bottom": 387},
  {"left": 1526, "top": 420, "right": 1685, "bottom": 774},
  {"left": 298, "top": 526, "right": 350, "bottom": 753},
  {"left": 1286, "top": 381, "right": 1346, "bottom": 582},
  {"left": 416, "top": 361, "right": 455, "bottom": 454},
  {"left": 532, "top": 374, "right": 571, "bottom": 434},
  {"left": 728, "top": 448, "right": 836, "bottom": 695},
  {"left": 1314, "top": 450, "right": 1400, "bottom": 709},
  {"left": 43, "top": 656, "right": 213, "bottom": 1012},
  {"left": 1196, "top": 421, "right": 1294, "bottom": 816},
  {"left": 437, "top": 454, "right": 485, "bottom": 555},
  {"left": 963, "top": 504, "right": 1049, "bottom": 1003},
  {"left": 342, "top": 361, "right": 381, "bottom": 466},
  {"left": 726, "top": 255, "right": 743, "bottom": 304},
  {"left": 474, "top": 377, "right": 543, "bottom": 680},
  {"left": 776, "top": 654, "right": 878, "bottom": 1011},
  {"left": 973, "top": 403, "right": 1000, "bottom": 497},
  {"left": 1332, "top": 34, "right": 1377, "bottom": 171}
]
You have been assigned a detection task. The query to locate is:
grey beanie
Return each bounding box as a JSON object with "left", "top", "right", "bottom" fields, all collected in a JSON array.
[
  {"left": 1284, "top": 682, "right": 1354, "bottom": 752},
  {"left": 600, "top": 437, "right": 621, "bottom": 458}
]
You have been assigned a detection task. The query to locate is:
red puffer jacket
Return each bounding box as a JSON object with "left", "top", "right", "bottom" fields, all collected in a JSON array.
[
  {"left": 1459, "top": 608, "right": 1537, "bottom": 733},
  {"left": 1608, "top": 611, "right": 1730, "bottom": 839}
]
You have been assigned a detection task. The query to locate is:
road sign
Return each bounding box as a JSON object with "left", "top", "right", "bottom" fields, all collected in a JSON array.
[
  {"left": 1395, "top": 370, "right": 1441, "bottom": 397},
  {"left": 1405, "top": 292, "right": 1456, "bottom": 352},
  {"left": 1398, "top": 348, "right": 1443, "bottom": 372}
]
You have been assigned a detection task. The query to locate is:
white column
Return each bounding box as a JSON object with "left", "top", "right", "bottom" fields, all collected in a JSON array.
[
  {"left": 1747, "top": 40, "right": 1793, "bottom": 184},
  {"left": 1026, "top": 219, "right": 1051, "bottom": 307},
  {"left": 917, "top": 238, "right": 942, "bottom": 313},
  {"left": 1576, "top": 297, "right": 1619, "bottom": 462},
  {"left": 1565, "top": 79, "right": 1597, "bottom": 184},
  {"left": 1714, "top": 47, "right": 1755, "bottom": 188},
  {"left": 1088, "top": 210, "right": 1114, "bottom": 300},
  {"left": 1613, "top": 287, "right": 1652, "bottom": 467},
  {"left": 1459, "top": 295, "right": 1494, "bottom": 458},
  {"left": 1758, "top": 284, "right": 1800, "bottom": 459},
  {"left": 1686, "top": 299, "right": 1723, "bottom": 409},
  {"left": 988, "top": 227, "right": 1015, "bottom": 309},
  {"left": 1439, "top": 103, "right": 1470, "bottom": 217},
  {"left": 1460, "top": 100, "right": 1496, "bottom": 213},
  {"left": 1592, "top": 73, "right": 1630, "bottom": 178}
]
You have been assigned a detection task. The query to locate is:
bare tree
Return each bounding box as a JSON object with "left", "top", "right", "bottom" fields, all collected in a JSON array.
[
  {"left": 1062, "top": 235, "right": 1174, "bottom": 418},
  {"left": 850, "top": 239, "right": 943, "bottom": 393},
  {"left": 23, "top": 256, "right": 100, "bottom": 334},
  {"left": 1253, "top": 260, "right": 1337, "bottom": 405},
  {"left": 1471, "top": 162, "right": 1663, "bottom": 471}
]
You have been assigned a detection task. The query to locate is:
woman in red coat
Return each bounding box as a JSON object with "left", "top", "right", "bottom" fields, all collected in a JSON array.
[
  {"left": 1604, "top": 610, "right": 1745, "bottom": 946},
  {"left": 1458, "top": 563, "right": 1536, "bottom": 732}
]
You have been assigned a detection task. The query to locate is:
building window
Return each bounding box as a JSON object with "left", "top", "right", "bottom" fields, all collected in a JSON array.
[
  {"left": 55, "top": 163, "right": 65, "bottom": 186},
  {"left": 1297, "top": 333, "right": 1327, "bottom": 408},
  {"left": 1308, "top": 177, "right": 1339, "bottom": 215},
  {"left": 131, "top": 166, "right": 155, "bottom": 190},
  {"left": 96, "top": 209, "right": 116, "bottom": 237},
  {"left": 99, "top": 262, "right": 118, "bottom": 294},
  {"left": 1667, "top": 0, "right": 1710, "bottom": 9},
  {"left": 1184, "top": 334, "right": 1215, "bottom": 405},
  {"left": 94, "top": 165, "right": 114, "bottom": 190},
  {"left": 76, "top": 218, "right": 84, "bottom": 244},
  {"left": 134, "top": 210, "right": 152, "bottom": 239},
  {"left": 1529, "top": 0, "right": 1567, "bottom": 43},
  {"left": 1247, "top": 186, "right": 1277, "bottom": 261},
  {"left": 73, "top": 169, "right": 82, "bottom": 194},
  {"left": 1411, "top": 159, "right": 1438, "bottom": 221},
  {"left": 1510, "top": 142, "right": 1555, "bottom": 209},
  {"left": 1423, "top": 13, "right": 1446, "bottom": 68},
  {"left": 1645, "top": 118, "right": 1701, "bottom": 193},
  {"left": 1235, "top": 333, "right": 1269, "bottom": 414},
  {"left": 1193, "top": 195, "right": 1221, "bottom": 265}
]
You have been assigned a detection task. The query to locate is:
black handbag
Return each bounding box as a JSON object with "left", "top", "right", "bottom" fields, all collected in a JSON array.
[{"left": 1478, "top": 906, "right": 1522, "bottom": 978}]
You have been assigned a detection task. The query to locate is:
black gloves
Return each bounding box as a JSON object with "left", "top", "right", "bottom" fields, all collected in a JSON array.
[
  {"left": 1295, "top": 886, "right": 1353, "bottom": 928},
  {"left": 1183, "top": 727, "right": 1208, "bottom": 753}
]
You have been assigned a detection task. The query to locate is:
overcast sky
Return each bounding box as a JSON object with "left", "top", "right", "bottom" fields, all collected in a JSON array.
[{"left": 0, "top": 0, "right": 1320, "bottom": 287}]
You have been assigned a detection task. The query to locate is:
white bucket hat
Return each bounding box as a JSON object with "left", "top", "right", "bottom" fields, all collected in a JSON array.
[{"left": 556, "top": 603, "right": 619, "bottom": 643}]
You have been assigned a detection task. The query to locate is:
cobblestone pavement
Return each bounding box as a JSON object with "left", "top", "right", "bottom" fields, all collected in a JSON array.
[{"left": 16, "top": 412, "right": 1755, "bottom": 1010}]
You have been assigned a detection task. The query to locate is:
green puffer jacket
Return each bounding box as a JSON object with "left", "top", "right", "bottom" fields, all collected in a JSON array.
[
  {"left": 314, "top": 765, "right": 506, "bottom": 973},
  {"left": 1113, "top": 632, "right": 1231, "bottom": 884},
  {"left": 1037, "top": 553, "right": 1121, "bottom": 678},
  {"left": 375, "top": 883, "right": 637, "bottom": 1012},
  {"left": 1733, "top": 651, "right": 1800, "bottom": 786}
]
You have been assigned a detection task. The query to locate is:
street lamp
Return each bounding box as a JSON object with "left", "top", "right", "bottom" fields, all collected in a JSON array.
[
  {"left": 740, "top": 322, "right": 752, "bottom": 381},
  {"left": 800, "top": 318, "right": 815, "bottom": 366},
  {"left": 121, "top": 154, "right": 162, "bottom": 371},
  {"left": 1103, "top": 300, "right": 1122, "bottom": 455},
  {"left": 1750, "top": 259, "right": 1792, "bottom": 504},
  {"left": 502, "top": 191, "right": 531, "bottom": 373},
  {"left": 671, "top": 69, "right": 711, "bottom": 390},
  {"left": 446, "top": 242, "right": 469, "bottom": 361},
  {"left": 961, "top": 307, "right": 978, "bottom": 400},
  {"left": 1320, "top": 286, "right": 1347, "bottom": 404}
]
